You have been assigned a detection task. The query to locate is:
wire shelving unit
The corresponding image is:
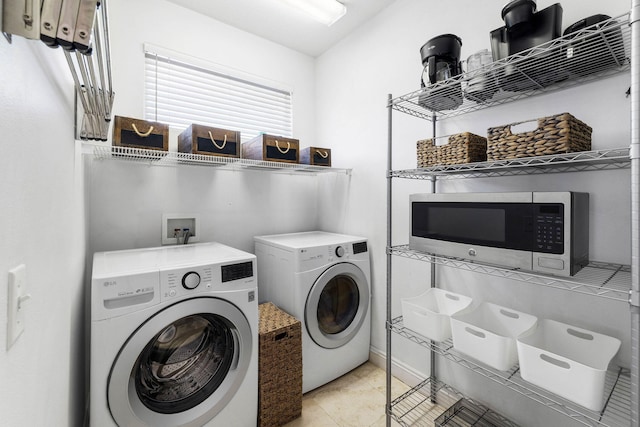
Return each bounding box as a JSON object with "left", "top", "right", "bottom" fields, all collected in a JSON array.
[{"left": 386, "top": 9, "right": 639, "bottom": 427}]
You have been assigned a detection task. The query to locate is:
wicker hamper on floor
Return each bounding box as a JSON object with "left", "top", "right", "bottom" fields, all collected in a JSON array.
[
  {"left": 486, "top": 112, "right": 592, "bottom": 160},
  {"left": 258, "top": 302, "right": 302, "bottom": 427},
  {"left": 417, "top": 132, "right": 487, "bottom": 167}
]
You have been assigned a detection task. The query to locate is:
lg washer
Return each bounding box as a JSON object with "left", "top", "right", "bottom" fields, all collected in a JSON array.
[
  {"left": 254, "top": 231, "right": 371, "bottom": 393},
  {"left": 90, "top": 242, "right": 258, "bottom": 427}
]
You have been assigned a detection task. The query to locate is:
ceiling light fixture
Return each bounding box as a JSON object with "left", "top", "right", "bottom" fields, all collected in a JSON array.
[{"left": 279, "top": 0, "right": 347, "bottom": 26}]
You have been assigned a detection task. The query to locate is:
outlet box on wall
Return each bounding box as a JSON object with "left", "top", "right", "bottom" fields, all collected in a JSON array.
[{"left": 162, "top": 213, "right": 200, "bottom": 245}]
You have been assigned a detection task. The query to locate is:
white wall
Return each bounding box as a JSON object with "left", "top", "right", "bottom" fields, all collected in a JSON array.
[
  {"left": 87, "top": 0, "right": 323, "bottom": 257},
  {"left": 316, "top": 0, "right": 632, "bottom": 425},
  {"left": 0, "top": 36, "right": 86, "bottom": 426}
]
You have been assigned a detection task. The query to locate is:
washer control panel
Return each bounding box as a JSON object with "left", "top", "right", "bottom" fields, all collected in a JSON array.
[
  {"left": 162, "top": 266, "right": 213, "bottom": 300},
  {"left": 160, "top": 260, "right": 255, "bottom": 301}
]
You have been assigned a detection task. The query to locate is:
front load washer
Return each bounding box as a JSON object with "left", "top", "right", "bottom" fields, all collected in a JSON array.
[
  {"left": 90, "top": 242, "right": 257, "bottom": 427},
  {"left": 254, "top": 231, "right": 371, "bottom": 393}
]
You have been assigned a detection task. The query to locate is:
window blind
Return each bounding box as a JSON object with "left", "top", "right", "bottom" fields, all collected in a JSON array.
[{"left": 144, "top": 50, "right": 293, "bottom": 142}]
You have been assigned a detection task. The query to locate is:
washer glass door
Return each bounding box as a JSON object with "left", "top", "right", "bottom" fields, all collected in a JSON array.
[
  {"left": 305, "top": 263, "right": 369, "bottom": 349},
  {"left": 108, "top": 297, "right": 252, "bottom": 427}
]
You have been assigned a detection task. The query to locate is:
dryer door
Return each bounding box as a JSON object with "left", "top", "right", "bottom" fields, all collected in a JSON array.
[
  {"left": 107, "top": 297, "right": 252, "bottom": 427},
  {"left": 305, "top": 262, "right": 370, "bottom": 349}
]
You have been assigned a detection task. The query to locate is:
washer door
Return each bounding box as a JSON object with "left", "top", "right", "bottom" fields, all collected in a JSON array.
[
  {"left": 305, "top": 263, "right": 369, "bottom": 349},
  {"left": 108, "top": 297, "right": 252, "bottom": 427}
]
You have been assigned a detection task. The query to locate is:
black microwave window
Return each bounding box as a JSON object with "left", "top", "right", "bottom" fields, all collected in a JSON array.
[
  {"left": 412, "top": 201, "right": 535, "bottom": 251},
  {"left": 424, "top": 206, "right": 506, "bottom": 242}
]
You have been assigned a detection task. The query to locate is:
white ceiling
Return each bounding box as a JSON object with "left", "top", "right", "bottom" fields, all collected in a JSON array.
[{"left": 165, "top": 0, "right": 397, "bottom": 57}]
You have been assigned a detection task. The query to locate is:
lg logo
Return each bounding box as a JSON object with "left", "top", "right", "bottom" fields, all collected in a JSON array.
[{"left": 103, "top": 280, "right": 117, "bottom": 287}]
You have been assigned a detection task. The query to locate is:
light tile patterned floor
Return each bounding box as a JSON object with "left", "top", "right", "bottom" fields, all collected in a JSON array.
[{"left": 283, "top": 362, "right": 408, "bottom": 427}]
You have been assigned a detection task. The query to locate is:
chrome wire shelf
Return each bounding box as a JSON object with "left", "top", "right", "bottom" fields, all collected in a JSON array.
[
  {"left": 392, "top": 148, "right": 630, "bottom": 180},
  {"left": 390, "top": 317, "right": 631, "bottom": 427},
  {"left": 390, "top": 14, "right": 631, "bottom": 121},
  {"left": 83, "top": 142, "right": 351, "bottom": 175},
  {"left": 388, "top": 245, "right": 631, "bottom": 302},
  {"left": 389, "top": 377, "right": 518, "bottom": 426}
]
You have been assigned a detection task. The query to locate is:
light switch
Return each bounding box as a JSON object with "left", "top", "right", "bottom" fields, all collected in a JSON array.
[{"left": 7, "top": 264, "right": 30, "bottom": 350}]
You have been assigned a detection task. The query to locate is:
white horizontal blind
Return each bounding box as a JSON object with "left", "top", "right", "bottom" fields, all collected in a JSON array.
[{"left": 144, "top": 50, "right": 293, "bottom": 142}]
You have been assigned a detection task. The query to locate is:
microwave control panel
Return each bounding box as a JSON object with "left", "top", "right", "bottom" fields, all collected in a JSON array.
[{"left": 533, "top": 204, "right": 564, "bottom": 254}]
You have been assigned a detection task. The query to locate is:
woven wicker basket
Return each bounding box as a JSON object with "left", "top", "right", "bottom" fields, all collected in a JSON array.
[
  {"left": 487, "top": 113, "right": 592, "bottom": 161},
  {"left": 417, "top": 132, "right": 487, "bottom": 167},
  {"left": 258, "top": 302, "right": 302, "bottom": 427}
]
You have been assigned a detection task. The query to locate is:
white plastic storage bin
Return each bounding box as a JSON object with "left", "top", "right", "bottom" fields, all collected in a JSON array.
[
  {"left": 451, "top": 302, "right": 537, "bottom": 371},
  {"left": 401, "top": 289, "right": 473, "bottom": 342},
  {"left": 517, "top": 319, "right": 621, "bottom": 411}
]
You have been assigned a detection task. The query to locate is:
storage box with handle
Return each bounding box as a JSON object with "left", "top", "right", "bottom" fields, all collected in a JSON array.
[
  {"left": 401, "top": 288, "right": 473, "bottom": 342},
  {"left": 516, "top": 319, "right": 621, "bottom": 411},
  {"left": 242, "top": 134, "right": 299, "bottom": 163},
  {"left": 417, "top": 132, "right": 487, "bottom": 167},
  {"left": 112, "top": 116, "right": 169, "bottom": 152},
  {"left": 486, "top": 112, "right": 592, "bottom": 161},
  {"left": 300, "top": 146, "right": 331, "bottom": 166},
  {"left": 451, "top": 302, "right": 538, "bottom": 371},
  {"left": 178, "top": 124, "right": 241, "bottom": 158}
]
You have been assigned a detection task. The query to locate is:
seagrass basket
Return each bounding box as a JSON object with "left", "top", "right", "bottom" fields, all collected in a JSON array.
[
  {"left": 258, "top": 302, "right": 302, "bottom": 427},
  {"left": 486, "top": 113, "right": 592, "bottom": 160},
  {"left": 417, "top": 132, "right": 487, "bottom": 167}
]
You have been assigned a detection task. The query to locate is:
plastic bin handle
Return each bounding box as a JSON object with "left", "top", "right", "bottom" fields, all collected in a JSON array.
[
  {"left": 499, "top": 308, "right": 520, "bottom": 319},
  {"left": 539, "top": 353, "right": 571, "bottom": 370},
  {"left": 465, "top": 327, "right": 486, "bottom": 339},
  {"left": 413, "top": 309, "right": 432, "bottom": 318},
  {"left": 445, "top": 293, "right": 460, "bottom": 301},
  {"left": 566, "top": 328, "right": 594, "bottom": 341}
]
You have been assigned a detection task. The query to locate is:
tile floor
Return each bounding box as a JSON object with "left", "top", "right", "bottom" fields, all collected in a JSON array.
[{"left": 283, "top": 362, "right": 409, "bottom": 427}]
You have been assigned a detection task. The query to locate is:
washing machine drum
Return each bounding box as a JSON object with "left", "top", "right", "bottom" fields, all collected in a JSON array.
[
  {"left": 108, "top": 297, "right": 252, "bottom": 427},
  {"left": 305, "top": 262, "right": 370, "bottom": 349}
]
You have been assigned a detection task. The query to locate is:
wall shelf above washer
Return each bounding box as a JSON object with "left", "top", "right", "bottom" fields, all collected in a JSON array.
[{"left": 81, "top": 141, "right": 352, "bottom": 175}]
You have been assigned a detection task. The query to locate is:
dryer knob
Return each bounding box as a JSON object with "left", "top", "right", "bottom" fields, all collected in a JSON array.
[
  {"left": 335, "top": 246, "right": 345, "bottom": 257},
  {"left": 182, "top": 272, "right": 201, "bottom": 290}
]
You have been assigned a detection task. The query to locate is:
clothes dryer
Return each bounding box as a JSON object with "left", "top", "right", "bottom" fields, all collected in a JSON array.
[
  {"left": 90, "top": 242, "right": 257, "bottom": 427},
  {"left": 254, "top": 231, "right": 371, "bottom": 393}
]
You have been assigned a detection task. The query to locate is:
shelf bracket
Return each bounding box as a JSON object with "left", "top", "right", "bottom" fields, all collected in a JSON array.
[{"left": 631, "top": 289, "right": 640, "bottom": 307}]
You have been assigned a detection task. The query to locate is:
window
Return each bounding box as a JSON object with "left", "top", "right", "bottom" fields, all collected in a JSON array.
[{"left": 144, "top": 46, "right": 293, "bottom": 142}]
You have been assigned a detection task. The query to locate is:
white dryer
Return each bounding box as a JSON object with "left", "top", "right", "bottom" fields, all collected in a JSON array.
[
  {"left": 254, "top": 231, "right": 371, "bottom": 393},
  {"left": 90, "top": 242, "right": 257, "bottom": 427}
]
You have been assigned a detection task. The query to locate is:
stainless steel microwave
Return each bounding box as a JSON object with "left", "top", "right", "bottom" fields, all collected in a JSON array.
[{"left": 409, "top": 192, "right": 589, "bottom": 276}]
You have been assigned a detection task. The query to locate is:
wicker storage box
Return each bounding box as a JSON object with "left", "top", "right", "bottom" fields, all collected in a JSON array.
[
  {"left": 300, "top": 146, "right": 332, "bottom": 166},
  {"left": 417, "top": 132, "right": 487, "bottom": 167},
  {"left": 178, "top": 124, "right": 240, "bottom": 157},
  {"left": 258, "top": 302, "right": 302, "bottom": 427},
  {"left": 112, "top": 116, "right": 169, "bottom": 152},
  {"left": 487, "top": 113, "right": 592, "bottom": 161},
  {"left": 242, "top": 134, "right": 300, "bottom": 163}
]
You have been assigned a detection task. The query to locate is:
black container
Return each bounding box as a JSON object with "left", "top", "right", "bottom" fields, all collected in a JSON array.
[
  {"left": 491, "top": 3, "right": 563, "bottom": 92},
  {"left": 491, "top": 3, "right": 562, "bottom": 60},
  {"left": 419, "top": 34, "right": 464, "bottom": 111},
  {"left": 502, "top": 0, "right": 537, "bottom": 33},
  {"left": 563, "top": 15, "right": 626, "bottom": 77}
]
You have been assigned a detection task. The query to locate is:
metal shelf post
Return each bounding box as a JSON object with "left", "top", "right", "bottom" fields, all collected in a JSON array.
[{"left": 629, "top": 1, "right": 640, "bottom": 425}]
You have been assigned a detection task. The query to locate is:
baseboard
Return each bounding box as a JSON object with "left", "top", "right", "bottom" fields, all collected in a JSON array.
[{"left": 368, "top": 346, "right": 427, "bottom": 388}]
